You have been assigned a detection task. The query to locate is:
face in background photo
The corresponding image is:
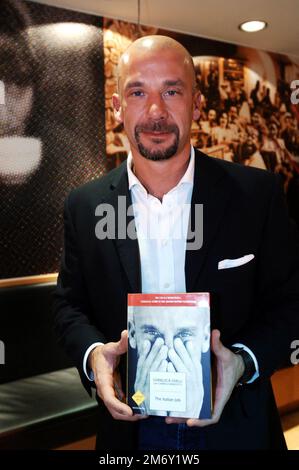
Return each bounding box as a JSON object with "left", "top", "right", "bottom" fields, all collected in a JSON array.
[
  {"left": 0, "top": 0, "right": 42, "bottom": 186},
  {"left": 0, "top": 0, "right": 107, "bottom": 279}
]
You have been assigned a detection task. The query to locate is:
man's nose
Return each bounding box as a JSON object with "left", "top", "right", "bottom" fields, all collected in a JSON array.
[
  {"left": 147, "top": 95, "right": 168, "bottom": 120},
  {"left": 164, "top": 332, "right": 174, "bottom": 349}
]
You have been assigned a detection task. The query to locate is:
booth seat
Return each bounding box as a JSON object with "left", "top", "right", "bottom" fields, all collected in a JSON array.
[
  {"left": 1, "top": 281, "right": 297, "bottom": 449},
  {"left": 0, "top": 282, "right": 98, "bottom": 449}
]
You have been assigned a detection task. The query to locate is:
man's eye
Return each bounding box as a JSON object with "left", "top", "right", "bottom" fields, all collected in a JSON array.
[
  {"left": 165, "top": 90, "right": 179, "bottom": 97},
  {"left": 131, "top": 90, "right": 144, "bottom": 97},
  {"left": 144, "top": 328, "right": 160, "bottom": 337},
  {"left": 176, "top": 331, "right": 193, "bottom": 340}
]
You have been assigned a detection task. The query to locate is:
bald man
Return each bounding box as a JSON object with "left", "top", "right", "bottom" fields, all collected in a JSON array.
[{"left": 54, "top": 36, "right": 299, "bottom": 451}]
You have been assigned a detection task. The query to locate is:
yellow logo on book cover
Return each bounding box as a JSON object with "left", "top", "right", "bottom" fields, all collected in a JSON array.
[{"left": 132, "top": 390, "right": 145, "bottom": 406}]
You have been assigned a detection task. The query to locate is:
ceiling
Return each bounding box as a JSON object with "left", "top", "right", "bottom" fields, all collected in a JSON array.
[{"left": 31, "top": 0, "right": 299, "bottom": 62}]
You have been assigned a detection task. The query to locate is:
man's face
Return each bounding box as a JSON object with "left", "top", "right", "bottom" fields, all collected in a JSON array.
[
  {"left": 220, "top": 113, "right": 228, "bottom": 127},
  {"left": 129, "top": 307, "right": 210, "bottom": 360},
  {"left": 0, "top": 81, "right": 33, "bottom": 137},
  {"left": 284, "top": 116, "right": 292, "bottom": 129},
  {"left": 242, "top": 135, "right": 256, "bottom": 157},
  {"left": 229, "top": 107, "right": 238, "bottom": 121},
  {"left": 113, "top": 48, "right": 197, "bottom": 161},
  {"left": 269, "top": 124, "right": 278, "bottom": 138},
  {"left": 252, "top": 112, "right": 261, "bottom": 127},
  {"left": 207, "top": 109, "right": 216, "bottom": 123}
]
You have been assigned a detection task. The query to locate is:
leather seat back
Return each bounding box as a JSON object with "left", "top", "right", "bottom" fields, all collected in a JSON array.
[{"left": 0, "top": 282, "right": 72, "bottom": 384}]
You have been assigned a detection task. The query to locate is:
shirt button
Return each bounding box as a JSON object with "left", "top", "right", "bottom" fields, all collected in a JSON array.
[
  {"left": 161, "top": 239, "right": 168, "bottom": 247},
  {"left": 164, "top": 283, "right": 170, "bottom": 289}
]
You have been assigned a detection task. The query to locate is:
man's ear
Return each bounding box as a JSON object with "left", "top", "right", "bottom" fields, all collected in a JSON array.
[
  {"left": 112, "top": 93, "right": 123, "bottom": 124},
  {"left": 192, "top": 91, "right": 201, "bottom": 120},
  {"left": 128, "top": 320, "right": 137, "bottom": 349},
  {"left": 201, "top": 322, "right": 210, "bottom": 353}
]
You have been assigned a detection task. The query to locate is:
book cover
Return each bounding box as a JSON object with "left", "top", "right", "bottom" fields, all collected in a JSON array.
[{"left": 127, "top": 293, "right": 211, "bottom": 419}]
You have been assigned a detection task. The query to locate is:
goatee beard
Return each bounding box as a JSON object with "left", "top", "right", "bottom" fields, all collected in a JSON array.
[{"left": 134, "top": 121, "right": 180, "bottom": 161}]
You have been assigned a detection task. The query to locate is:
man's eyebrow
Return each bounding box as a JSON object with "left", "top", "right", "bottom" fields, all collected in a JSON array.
[
  {"left": 164, "top": 79, "right": 185, "bottom": 87},
  {"left": 176, "top": 326, "right": 198, "bottom": 334},
  {"left": 141, "top": 323, "right": 159, "bottom": 330},
  {"left": 125, "top": 81, "right": 144, "bottom": 90},
  {"left": 125, "top": 79, "right": 186, "bottom": 90}
]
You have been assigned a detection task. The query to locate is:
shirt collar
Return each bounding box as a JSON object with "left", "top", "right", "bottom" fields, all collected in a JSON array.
[{"left": 127, "top": 146, "right": 195, "bottom": 192}]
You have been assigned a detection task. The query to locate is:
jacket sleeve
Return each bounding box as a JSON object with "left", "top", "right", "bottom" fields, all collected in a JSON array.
[
  {"left": 53, "top": 192, "right": 106, "bottom": 390},
  {"left": 236, "top": 175, "right": 299, "bottom": 379}
]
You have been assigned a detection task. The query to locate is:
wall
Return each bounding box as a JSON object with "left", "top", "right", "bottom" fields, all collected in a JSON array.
[{"left": 1, "top": 0, "right": 298, "bottom": 280}]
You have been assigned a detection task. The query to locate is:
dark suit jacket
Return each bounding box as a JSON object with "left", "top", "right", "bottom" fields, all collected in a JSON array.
[{"left": 53, "top": 149, "right": 299, "bottom": 450}]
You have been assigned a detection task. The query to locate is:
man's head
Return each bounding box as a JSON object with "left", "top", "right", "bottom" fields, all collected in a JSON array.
[
  {"left": 219, "top": 112, "right": 228, "bottom": 128},
  {"left": 251, "top": 111, "right": 262, "bottom": 127},
  {"left": 229, "top": 106, "right": 238, "bottom": 122},
  {"left": 207, "top": 109, "right": 217, "bottom": 123},
  {"left": 242, "top": 134, "right": 257, "bottom": 158},
  {"left": 284, "top": 112, "right": 293, "bottom": 129},
  {"left": 268, "top": 122, "right": 279, "bottom": 139},
  {"left": 112, "top": 35, "right": 199, "bottom": 162}
]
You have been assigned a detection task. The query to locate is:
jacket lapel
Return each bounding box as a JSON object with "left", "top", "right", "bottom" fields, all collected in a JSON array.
[
  {"left": 185, "top": 150, "right": 234, "bottom": 291},
  {"left": 103, "top": 162, "right": 141, "bottom": 293}
]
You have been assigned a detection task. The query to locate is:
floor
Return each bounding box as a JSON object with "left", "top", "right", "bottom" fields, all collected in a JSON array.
[
  {"left": 57, "top": 410, "right": 299, "bottom": 450},
  {"left": 56, "top": 436, "right": 96, "bottom": 450},
  {"left": 281, "top": 410, "right": 299, "bottom": 450}
]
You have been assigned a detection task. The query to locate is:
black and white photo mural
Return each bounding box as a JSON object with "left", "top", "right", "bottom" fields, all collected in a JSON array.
[
  {"left": 103, "top": 19, "right": 299, "bottom": 227},
  {"left": 1, "top": 1, "right": 298, "bottom": 281},
  {"left": 0, "top": 0, "right": 106, "bottom": 280}
]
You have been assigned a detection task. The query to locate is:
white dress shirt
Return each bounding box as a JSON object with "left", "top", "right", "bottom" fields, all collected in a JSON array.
[
  {"left": 83, "top": 146, "right": 259, "bottom": 383},
  {"left": 128, "top": 146, "right": 194, "bottom": 293}
]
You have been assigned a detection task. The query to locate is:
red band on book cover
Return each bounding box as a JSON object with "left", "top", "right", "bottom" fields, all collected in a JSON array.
[{"left": 128, "top": 293, "right": 209, "bottom": 307}]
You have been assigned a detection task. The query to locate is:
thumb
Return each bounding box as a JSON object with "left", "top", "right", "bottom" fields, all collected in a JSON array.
[
  {"left": 115, "top": 330, "right": 128, "bottom": 355},
  {"left": 211, "top": 329, "right": 225, "bottom": 357}
]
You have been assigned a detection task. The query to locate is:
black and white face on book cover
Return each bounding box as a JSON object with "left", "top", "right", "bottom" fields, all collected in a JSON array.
[{"left": 127, "top": 293, "right": 211, "bottom": 419}]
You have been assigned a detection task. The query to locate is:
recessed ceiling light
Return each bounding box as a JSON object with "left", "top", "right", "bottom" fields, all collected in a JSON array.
[{"left": 239, "top": 20, "right": 267, "bottom": 33}]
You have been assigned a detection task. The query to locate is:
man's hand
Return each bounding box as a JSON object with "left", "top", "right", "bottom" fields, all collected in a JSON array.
[
  {"left": 89, "top": 329, "right": 147, "bottom": 422},
  {"left": 134, "top": 337, "right": 168, "bottom": 415},
  {"left": 166, "top": 329, "right": 245, "bottom": 427},
  {"left": 168, "top": 338, "right": 203, "bottom": 418}
]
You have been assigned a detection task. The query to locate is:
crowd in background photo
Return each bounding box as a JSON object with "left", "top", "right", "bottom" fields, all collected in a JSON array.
[{"left": 192, "top": 61, "right": 299, "bottom": 196}]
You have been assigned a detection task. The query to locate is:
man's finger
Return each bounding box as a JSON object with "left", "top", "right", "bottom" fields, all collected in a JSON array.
[
  {"left": 165, "top": 417, "right": 187, "bottom": 425},
  {"left": 186, "top": 396, "right": 224, "bottom": 427},
  {"left": 103, "top": 392, "right": 133, "bottom": 416},
  {"left": 115, "top": 329, "right": 128, "bottom": 355},
  {"left": 100, "top": 378, "right": 134, "bottom": 416},
  {"left": 113, "top": 370, "right": 125, "bottom": 401},
  {"left": 173, "top": 338, "right": 193, "bottom": 370},
  {"left": 186, "top": 418, "right": 216, "bottom": 427},
  {"left": 167, "top": 362, "right": 175, "bottom": 372},
  {"left": 211, "top": 329, "right": 222, "bottom": 354},
  {"left": 98, "top": 370, "right": 149, "bottom": 421},
  {"left": 104, "top": 394, "right": 149, "bottom": 421},
  {"left": 110, "top": 412, "right": 149, "bottom": 422},
  {"left": 210, "top": 329, "right": 229, "bottom": 360}
]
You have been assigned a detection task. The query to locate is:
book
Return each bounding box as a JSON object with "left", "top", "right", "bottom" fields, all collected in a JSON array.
[{"left": 127, "top": 293, "right": 211, "bottom": 419}]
